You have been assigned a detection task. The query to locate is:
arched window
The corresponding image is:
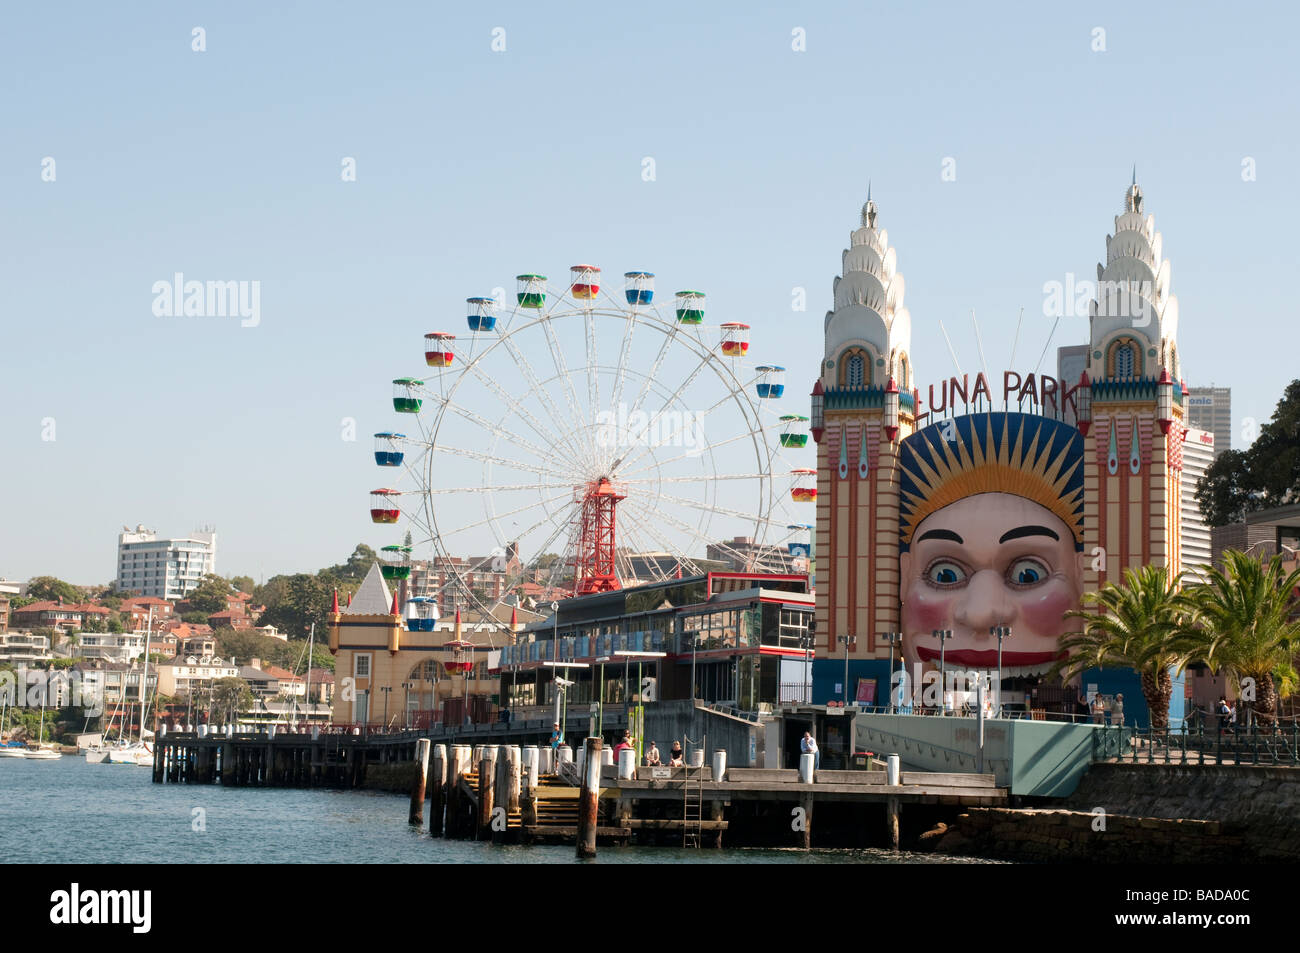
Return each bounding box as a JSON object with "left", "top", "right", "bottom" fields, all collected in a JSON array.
[
  {"left": 1115, "top": 343, "right": 1135, "bottom": 378},
  {"left": 897, "top": 354, "right": 909, "bottom": 389},
  {"left": 847, "top": 354, "right": 865, "bottom": 387}
]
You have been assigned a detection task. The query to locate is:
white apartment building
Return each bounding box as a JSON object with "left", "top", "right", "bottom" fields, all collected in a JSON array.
[
  {"left": 1181, "top": 427, "right": 1216, "bottom": 583},
  {"left": 116, "top": 525, "right": 216, "bottom": 599},
  {"left": 0, "top": 632, "right": 53, "bottom": 664},
  {"left": 76, "top": 631, "right": 150, "bottom": 663},
  {"left": 154, "top": 655, "right": 239, "bottom": 698}
]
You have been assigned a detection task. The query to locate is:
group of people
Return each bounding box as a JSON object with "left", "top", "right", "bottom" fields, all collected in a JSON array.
[
  {"left": 550, "top": 723, "right": 685, "bottom": 766},
  {"left": 1216, "top": 696, "right": 1239, "bottom": 730}
]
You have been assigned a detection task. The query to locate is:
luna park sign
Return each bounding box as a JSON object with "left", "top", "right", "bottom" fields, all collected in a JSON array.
[{"left": 911, "top": 371, "right": 1081, "bottom": 425}]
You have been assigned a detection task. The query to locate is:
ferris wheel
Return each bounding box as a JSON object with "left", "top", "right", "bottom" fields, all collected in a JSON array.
[{"left": 368, "top": 265, "right": 815, "bottom": 621}]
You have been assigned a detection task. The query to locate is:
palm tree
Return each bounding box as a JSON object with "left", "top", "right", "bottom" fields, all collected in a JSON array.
[
  {"left": 1186, "top": 551, "right": 1300, "bottom": 727},
  {"left": 1053, "top": 564, "right": 1197, "bottom": 730}
]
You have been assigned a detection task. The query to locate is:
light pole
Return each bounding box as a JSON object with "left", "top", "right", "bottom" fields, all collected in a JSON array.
[
  {"left": 542, "top": 661, "right": 589, "bottom": 746},
  {"left": 595, "top": 656, "right": 610, "bottom": 735},
  {"left": 615, "top": 650, "right": 667, "bottom": 764},
  {"left": 989, "top": 625, "right": 1011, "bottom": 719},
  {"left": 931, "top": 629, "right": 952, "bottom": 714},
  {"left": 401, "top": 681, "right": 413, "bottom": 728},
  {"left": 799, "top": 633, "right": 813, "bottom": 705},
  {"left": 379, "top": 685, "right": 392, "bottom": 728},
  {"left": 880, "top": 632, "right": 903, "bottom": 712},
  {"left": 837, "top": 635, "right": 856, "bottom": 704}
]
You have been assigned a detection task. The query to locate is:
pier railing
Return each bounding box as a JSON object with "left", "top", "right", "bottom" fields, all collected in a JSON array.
[{"left": 1093, "top": 722, "right": 1300, "bottom": 766}]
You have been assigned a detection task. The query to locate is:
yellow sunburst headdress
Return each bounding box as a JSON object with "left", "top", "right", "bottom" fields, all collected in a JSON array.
[{"left": 898, "top": 413, "right": 1084, "bottom": 552}]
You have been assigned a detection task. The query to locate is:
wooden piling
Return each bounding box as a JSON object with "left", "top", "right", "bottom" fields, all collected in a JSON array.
[
  {"left": 429, "top": 744, "right": 447, "bottom": 837},
  {"left": 153, "top": 742, "right": 164, "bottom": 783},
  {"left": 576, "top": 737, "right": 602, "bottom": 859},
  {"left": 798, "top": 793, "right": 813, "bottom": 850},
  {"left": 477, "top": 746, "right": 498, "bottom": 839},
  {"left": 410, "top": 739, "right": 430, "bottom": 825},
  {"left": 709, "top": 801, "right": 725, "bottom": 848},
  {"left": 886, "top": 795, "right": 900, "bottom": 850}
]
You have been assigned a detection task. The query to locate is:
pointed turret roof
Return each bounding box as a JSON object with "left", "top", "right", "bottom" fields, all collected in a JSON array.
[{"left": 341, "top": 563, "right": 393, "bottom": 616}]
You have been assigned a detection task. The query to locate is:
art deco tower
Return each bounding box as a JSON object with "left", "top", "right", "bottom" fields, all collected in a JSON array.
[
  {"left": 811, "top": 195, "right": 918, "bottom": 661},
  {"left": 1079, "top": 179, "right": 1186, "bottom": 589}
]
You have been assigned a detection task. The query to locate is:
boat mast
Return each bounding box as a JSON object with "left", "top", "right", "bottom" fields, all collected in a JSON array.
[
  {"left": 138, "top": 606, "right": 153, "bottom": 745},
  {"left": 303, "top": 623, "right": 315, "bottom": 729}
]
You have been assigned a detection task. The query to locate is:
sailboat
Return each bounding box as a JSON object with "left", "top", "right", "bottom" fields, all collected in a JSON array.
[
  {"left": 24, "top": 701, "right": 62, "bottom": 760},
  {"left": 107, "top": 608, "right": 155, "bottom": 766},
  {"left": 0, "top": 694, "right": 28, "bottom": 759}
]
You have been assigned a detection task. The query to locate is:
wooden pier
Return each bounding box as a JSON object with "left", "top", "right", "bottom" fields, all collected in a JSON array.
[{"left": 153, "top": 730, "right": 1007, "bottom": 850}]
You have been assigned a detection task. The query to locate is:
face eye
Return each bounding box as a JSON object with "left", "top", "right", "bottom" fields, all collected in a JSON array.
[
  {"left": 925, "top": 559, "right": 967, "bottom": 587},
  {"left": 1006, "top": 557, "right": 1050, "bottom": 587}
]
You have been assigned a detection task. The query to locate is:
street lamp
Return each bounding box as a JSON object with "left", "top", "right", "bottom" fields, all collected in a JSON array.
[
  {"left": 989, "top": 625, "right": 1011, "bottom": 719},
  {"left": 798, "top": 632, "right": 813, "bottom": 705},
  {"left": 615, "top": 650, "right": 667, "bottom": 764},
  {"left": 595, "top": 656, "right": 611, "bottom": 735},
  {"left": 379, "top": 685, "right": 393, "bottom": 728},
  {"left": 542, "top": 660, "right": 589, "bottom": 746},
  {"left": 401, "top": 681, "right": 413, "bottom": 728},
  {"left": 880, "top": 632, "right": 903, "bottom": 712},
  {"left": 931, "top": 629, "right": 952, "bottom": 714},
  {"left": 837, "top": 634, "right": 857, "bottom": 704}
]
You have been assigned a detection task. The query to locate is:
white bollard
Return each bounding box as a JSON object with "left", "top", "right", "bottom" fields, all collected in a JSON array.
[
  {"left": 311, "top": 726, "right": 320, "bottom": 741},
  {"left": 713, "top": 748, "right": 727, "bottom": 782},
  {"left": 557, "top": 744, "right": 573, "bottom": 765},
  {"left": 196, "top": 725, "right": 207, "bottom": 739},
  {"left": 522, "top": 746, "right": 539, "bottom": 793},
  {"left": 887, "top": 753, "right": 900, "bottom": 786},
  {"left": 268, "top": 725, "right": 277, "bottom": 740},
  {"left": 690, "top": 748, "right": 704, "bottom": 769},
  {"left": 799, "top": 752, "right": 815, "bottom": 784},
  {"left": 601, "top": 746, "right": 614, "bottom": 766},
  {"left": 617, "top": 747, "right": 636, "bottom": 780},
  {"left": 538, "top": 746, "right": 553, "bottom": 775},
  {"left": 576, "top": 746, "right": 586, "bottom": 778}
]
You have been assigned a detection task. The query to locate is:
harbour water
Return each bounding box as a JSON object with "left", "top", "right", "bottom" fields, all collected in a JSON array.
[{"left": 1, "top": 756, "right": 996, "bottom": 864}]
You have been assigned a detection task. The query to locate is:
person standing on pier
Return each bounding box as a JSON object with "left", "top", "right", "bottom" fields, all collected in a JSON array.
[
  {"left": 801, "top": 731, "right": 819, "bottom": 770},
  {"left": 550, "top": 722, "right": 561, "bottom": 760}
]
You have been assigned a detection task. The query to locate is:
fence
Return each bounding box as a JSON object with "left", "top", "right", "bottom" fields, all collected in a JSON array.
[{"left": 1092, "top": 722, "right": 1300, "bottom": 766}]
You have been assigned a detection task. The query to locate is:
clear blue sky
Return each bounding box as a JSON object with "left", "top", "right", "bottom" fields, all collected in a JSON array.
[{"left": 3, "top": 1, "right": 1296, "bottom": 586}]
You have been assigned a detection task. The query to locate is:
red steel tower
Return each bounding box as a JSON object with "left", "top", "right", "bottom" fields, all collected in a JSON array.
[{"left": 571, "top": 477, "right": 625, "bottom": 595}]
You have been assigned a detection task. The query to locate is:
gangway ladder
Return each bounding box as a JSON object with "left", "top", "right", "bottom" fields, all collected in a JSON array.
[{"left": 681, "top": 732, "right": 706, "bottom": 848}]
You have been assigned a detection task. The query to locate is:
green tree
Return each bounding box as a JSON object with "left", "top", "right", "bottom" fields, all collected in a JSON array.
[
  {"left": 1197, "top": 379, "right": 1300, "bottom": 526},
  {"left": 107, "top": 613, "right": 125, "bottom": 634},
  {"left": 1054, "top": 564, "right": 1198, "bottom": 730},
  {"left": 26, "top": 576, "right": 81, "bottom": 604},
  {"left": 181, "top": 611, "right": 210, "bottom": 624},
  {"left": 320, "top": 544, "right": 378, "bottom": 586},
  {"left": 209, "top": 677, "right": 254, "bottom": 726},
  {"left": 229, "top": 575, "right": 256, "bottom": 595},
  {"left": 186, "top": 574, "right": 234, "bottom": 615},
  {"left": 1187, "top": 551, "right": 1300, "bottom": 726},
  {"left": 256, "top": 573, "right": 334, "bottom": 640}
]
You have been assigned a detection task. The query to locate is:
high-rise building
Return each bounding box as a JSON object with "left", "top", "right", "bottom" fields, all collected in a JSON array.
[
  {"left": 1186, "top": 386, "right": 1230, "bottom": 457},
  {"left": 116, "top": 525, "right": 216, "bottom": 600},
  {"left": 1181, "top": 427, "right": 1216, "bottom": 581}
]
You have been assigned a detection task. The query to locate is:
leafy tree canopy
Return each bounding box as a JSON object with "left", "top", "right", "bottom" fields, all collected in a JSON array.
[
  {"left": 26, "top": 576, "right": 81, "bottom": 604},
  {"left": 1197, "top": 379, "right": 1300, "bottom": 526},
  {"left": 228, "top": 575, "right": 256, "bottom": 595},
  {"left": 186, "top": 573, "right": 235, "bottom": 615}
]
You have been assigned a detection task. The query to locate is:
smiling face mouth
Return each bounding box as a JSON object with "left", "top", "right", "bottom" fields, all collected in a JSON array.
[{"left": 917, "top": 646, "right": 1066, "bottom": 668}]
